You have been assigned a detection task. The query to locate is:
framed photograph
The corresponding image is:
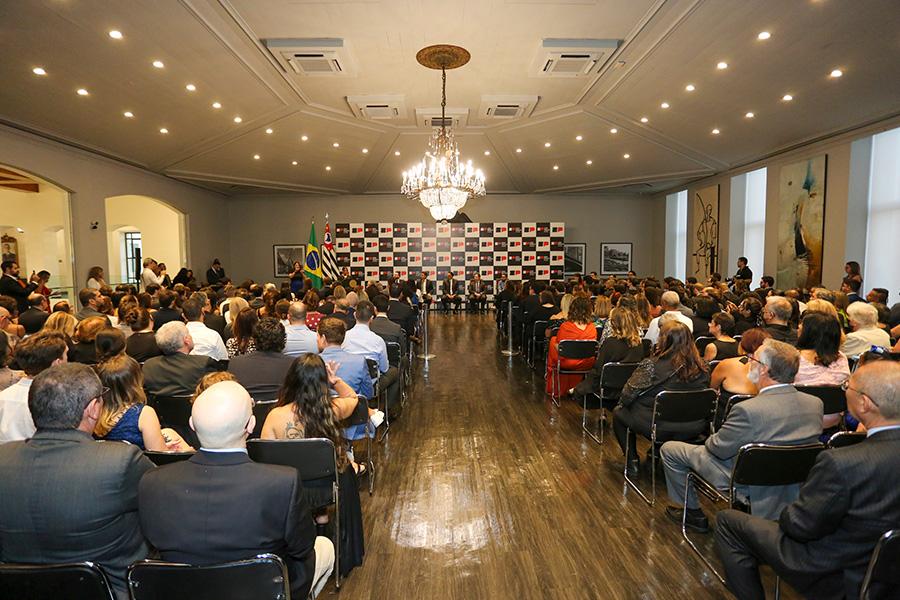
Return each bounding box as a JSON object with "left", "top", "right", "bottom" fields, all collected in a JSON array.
[
  {"left": 1, "top": 235, "right": 18, "bottom": 264},
  {"left": 601, "top": 242, "right": 632, "bottom": 275},
  {"left": 564, "top": 243, "right": 586, "bottom": 275},
  {"left": 273, "top": 244, "right": 305, "bottom": 278}
]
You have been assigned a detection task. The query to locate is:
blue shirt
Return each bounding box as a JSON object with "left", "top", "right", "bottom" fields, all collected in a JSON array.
[
  {"left": 320, "top": 346, "right": 373, "bottom": 398},
  {"left": 284, "top": 323, "right": 319, "bottom": 358},
  {"left": 342, "top": 322, "right": 388, "bottom": 373}
]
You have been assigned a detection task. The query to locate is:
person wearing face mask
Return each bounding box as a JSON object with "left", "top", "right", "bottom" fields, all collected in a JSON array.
[{"left": 660, "top": 338, "right": 823, "bottom": 534}]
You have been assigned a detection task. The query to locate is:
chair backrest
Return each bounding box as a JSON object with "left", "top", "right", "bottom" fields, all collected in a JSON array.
[
  {"left": 826, "top": 431, "right": 867, "bottom": 449},
  {"left": 599, "top": 362, "right": 639, "bottom": 399},
  {"left": 731, "top": 443, "right": 824, "bottom": 488},
  {"left": 247, "top": 438, "right": 337, "bottom": 482},
  {"left": 532, "top": 320, "right": 548, "bottom": 337},
  {"left": 641, "top": 338, "right": 653, "bottom": 356},
  {"left": 128, "top": 553, "right": 289, "bottom": 600},
  {"left": 144, "top": 451, "right": 194, "bottom": 466},
  {"left": 860, "top": 529, "right": 900, "bottom": 600},
  {"left": 0, "top": 562, "right": 115, "bottom": 600},
  {"left": 251, "top": 400, "right": 278, "bottom": 438},
  {"left": 795, "top": 385, "right": 847, "bottom": 415},
  {"left": 385, "top": 341, "right": 402, "bottom": 368},
  {"left": 723, "top": 394, "right": 754, "bottom": 422},
  {"left": 364, "top": 358, "right": 379, "bottom": 380},
  {"left": 694, "top": 336, "right": 715, "bottom": 353},
  {"left": 148, "top": 394, "right": 193, "bottom": 430},
  {"left": 557, "top": 339, "right": 598, "bottom": 360},
  {"left": 653, "top": 389, "right": 718, "bottom": 424}
]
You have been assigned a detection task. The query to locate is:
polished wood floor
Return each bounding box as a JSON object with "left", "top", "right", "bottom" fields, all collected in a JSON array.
[{"left": 323, "top": 313, "right": 795, "bottom": 599}]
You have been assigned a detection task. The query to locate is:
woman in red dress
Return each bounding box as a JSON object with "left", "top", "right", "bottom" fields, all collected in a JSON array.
[{"left": 546, "top": 295, "right": 597, "bottom": 395}]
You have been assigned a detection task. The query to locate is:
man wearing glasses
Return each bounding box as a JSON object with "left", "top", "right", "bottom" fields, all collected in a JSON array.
[{"left": 715, "top": 360, "right": 900, "bottom": 600}]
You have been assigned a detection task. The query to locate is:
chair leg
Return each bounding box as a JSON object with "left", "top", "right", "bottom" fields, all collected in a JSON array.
[
  {"left": 681, "top": 472, "right": 726, "bottom": 584},
  {"left": 366, "top": 421, "right": 374, "bottom": 496},
  {"left": 550, "top": 363, "right": 560, "bottom": 407},
  {"left": 333, "top": 480, "right": 341, "bottom": 589},
  {"left": 581, "top": 394, "right": 603, "bottom": 445},
  {"left": 623, "top": 428, "right": 654, "bottom": 505},
  {"left": 774, "top": 577, "right": 781, "bottom": 600}
]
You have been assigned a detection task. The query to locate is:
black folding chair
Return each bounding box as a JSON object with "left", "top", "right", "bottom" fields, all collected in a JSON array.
[
  {"left": 386, "top": 341, "right": 407, "bottom": 405},
  {"left": 713, "top": 393, "right": 754, "bottom": 431},
  {"left": 860, "top": 529, "right": 900, "bottom": 600},
  {"left": 147, "top": 394, "right": 197, "bottom": 448},
  {"left": 582, "top": 362, "right": 638, "bottom": 445},
  {"left": 682, "top": 443, "right": 824, "bottom": 587},
  {"left": 247, "top": 439, "right": 342, "bottom": 588},
  {"left": 143, "top": 450, "right": 194, "bottom": 466},
  {"left": 251, "top": 400, "right": 278, "bottom": 439},
  {"left": 797, "top": 385, "right": 848, "bottom": 431},
  {"left": 364, "top": 358, "right": 389, "bottom": 442},
  {"left": 343, "top": 395, "right": 375, "bottom": 496},
  {"left": 826, "top": 430, "right": 866, "bottom": 449},
  {"left": 528, "top": 320, "right": 549, "bottom": 369},
  {"left": 551, "top": 339, "right": 598, "bottom": 406},
  {"left": 128, "top": 553, "right": 289, "bottom": 600},
  {"left": 0, "top": 561, "right": 115, "bottom": 600},
  {"left": 694, "top": 336, "right": 715, "bottom": 355},
  {"left": 624, "top": 388, "right": 718, "bottom": 505}
]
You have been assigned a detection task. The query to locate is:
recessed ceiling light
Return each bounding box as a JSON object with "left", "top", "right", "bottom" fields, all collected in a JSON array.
[
  {"left": 575, "top": 135, "right": 583, "bottom": 141},
  {"left": 332, "top": 142, "right": 340, "bottom": 148},
  {"left": 757, "top": 31, "right": 771, "bottom": 40},
  {"left": 291, "top": 160, "right": 298, "bottom": 166},
  {"left": 685, "top": 84, "right": 695, "bottom": 92},
  {"left": 782, "top": 94, "right": 794, "bottom": 101},
  {"left": 233, "top": 116, "right": 242, "bottom": 123},
  {"left": 552, "top": 165, "right": 559, "bottom": 171},
  {"left": 325, "top": 166, "right": 332, "bottom": 171},
  {"left": 484, "top": 150, "right": 491, "bottom": 156},
  {"left": 152, "top": 60, "right": 165, "bottom": 69},
  {"left": 211, "top": 101, "right": 222, "bottom": 109},
  {"left": 394, "top": 150, "right": 400, "bottom": 156},
  {"left": 265, "top": 128, "right": 273, "bottom": 134},
  {"left": 609, "top": 128, "right": 618, "bottom": 134},
  {"left": 515, "top": 148, "right": 522, "bottom": 153},
  {"left": 123, "top": 111, "right": 134, "bottom": 118},
  {"left": 362, "top": 148, "right": 369, "bottom": 154},
  {"left": 159, "top": 128, "right": 168, "bottom": 134},
  {"left": 253, "top": 154, "right": 260, "bottom": 160},
  {"left": 640, "top": 117, "right": 649, "bottom": 123},
  {"left": 660, "top": 102, "right": 670, "bottom": 109},
  {"left": 716, "top": 61, "right": 728, "bottom": 70},
  {"left": 301, "top": 135, "right": 309, "bottom": 142},
  {"left": 711, "top": 128, "right": 720, "bottom": 135},
  {"left": 544, "top": 142, "right": 551, "bottom": 148},
  {"left": 32, "top": 67, "right": 47, "bottom": 76},
  {"left": 829, "top": 68, "right": 843, "bottom": 78},
  {"left": 623, "top": 153, "right": 631, "bottom": 159},
  {"left": 586, "top": 160, "right": 593, "bottom": 165},
  {"left": 76, "top": 88, "right": 89, "bottom": 96},
  {"left": 108, "top": 30, "right": 123, "bottom": 40},
  {"left": 185, "top": 83, "right": 196, "bottom": 92},
  {"left": 745, "top": 111, "right": 755, "bottom": 118}
]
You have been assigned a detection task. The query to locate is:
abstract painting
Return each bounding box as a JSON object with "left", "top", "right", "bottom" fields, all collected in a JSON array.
[
  {"left": 601, "top": 243, "right": 632, "bottom": 275},
  {"left": 692, "top": 184, "right": 720, "bottom": 280},
  {"left": 777, "top": 155, "right": 827, "bottom": 289}
]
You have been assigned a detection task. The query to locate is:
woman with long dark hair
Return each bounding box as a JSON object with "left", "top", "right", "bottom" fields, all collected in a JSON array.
[
  {"left": 303, "top": 290, "right": 324, "bottom": 332},
  {"left": 795, "top": 312, "right": 850, "bottom": 386},
  {"left": 612, "top": 320, "right": 709, "bottom": 474},
  {"left": 226, "top": 307, "right": 258, "bottom": 358}
]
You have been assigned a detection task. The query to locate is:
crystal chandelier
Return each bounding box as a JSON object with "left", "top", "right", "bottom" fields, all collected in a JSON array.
[{"left": 402, "top": 45, "right": 485, "bottom": 221}]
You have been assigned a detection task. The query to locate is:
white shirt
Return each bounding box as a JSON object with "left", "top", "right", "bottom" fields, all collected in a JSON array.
[
  {"left": 186, "top": 321, "right": 228, "bottom": 361},
  {"left": 841, "top": 327, "right": 891, "bottom": 358},
  {"left": 342, "top": 322, "right": 388, "bottom": 373},
  {"left": 284, "top": 323, "right": 319, "bottom": 357},
  {"left": 644, "top": 310, "right": 694, "bottom": 344},
  {"left": 141, "top": 267, "right": 164, "bottom": 289},
  {"left": 0, "top": 378, "right": 35, "bottom": 444},
  {"left": 86, "top": 277, "right": 102, "bottom": 290}
]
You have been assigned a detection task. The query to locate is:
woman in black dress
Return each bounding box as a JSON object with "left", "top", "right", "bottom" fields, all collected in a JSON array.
[{"left": 702, "top": 312, "right": 740, "bottom": 361}]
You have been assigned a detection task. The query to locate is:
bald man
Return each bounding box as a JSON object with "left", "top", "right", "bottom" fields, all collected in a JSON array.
[{"left": 138, "top": 381, "right": 334, "bottom": 599}]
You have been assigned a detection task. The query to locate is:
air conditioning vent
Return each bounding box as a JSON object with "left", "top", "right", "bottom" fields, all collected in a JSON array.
[
  {"left": 531, "top": 38, "right": 620, "bottom": 78},
  {"left": 263, "top": 38, "right": 355, "bottom": 76},
  {"left": 479, "top": 95, "right": 539, "bottom": 120},
  {"left": 290, "top": 53, "right": 342, "bottom": 74},
  {"left": 415, "top": 107, "right": 469, "bottom": 128},
  {"left": 347, "top": 95, "right": 407, "bottom": 120}
]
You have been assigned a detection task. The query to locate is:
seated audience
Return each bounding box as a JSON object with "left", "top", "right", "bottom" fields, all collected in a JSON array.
[
  {"left": 139, "top": 380, "right": 334, "bottom": 599},
  {"left": 0, "top": 363, "right": 153, "bottom": 597},
  {"left": 228, "top": 317, "right": 294, "bottom": 403},
  {"left": 303, "top": 291, "right": 325, "bottom": 332},
  {"left": 545, "top": 296, "right": 597, "bottom": 395},
  {"left": 592, "top": 294, "right": 612, "bottom": 329},
  {"left": 370, "top": 294, "right": 407, "bottom": 358},
  {"left": 124, "top": 307, "right": 162, "bottom": 363},
  {"left": 387, "top": 285, "right": 417, "bottom": 336},
  {"left": 761, "top": 296, "right": 798, "bottom": 345},
  {"left": 537, "top": 290, "right": 565, "bottom": 332},
  {"left": 710, "top": 328, "right": 771, "bottom": 399},
  {"left": 715, "top": 361, "right": 900, "bottom": 600},
  {"left": 143, "top": 321, "right": 221, "bottom": 397},
  {"left": 440, "top": 273, "right": 462, "bottom": 312},
  {"left": 42, "top": 309, "right": 77, "bottom": 341},
  {"left": 94, "top": 354, "right": 191, "bottom": 451},
  {"left": 152, "top": 289, "right": 182, "bottom": 331},
  {"left": 317, "top": 317, "right": 373, "bottom": 399},
  {"left": 19, "top": 293, "right": 49, "bottom": 335},
  {"left": 226, "top": 306, "right": 258, "bottom": 358},
  {"left": 702, "top": 312, "right": 740, "bottom": 361},
  {"left": 192, "top": 291, "right": 226, "bottom": 338},
  {"left": 733, "top": 296, "right": 763, "bottom": 335},
  {"left": 344, "top": 300, "right": 400, "bottom": 416},
  {"left": 284, "top": 301, "right": 319, "bottom": 357},
  {"left": 67, "top": 315, "right": 107, "bottom": 365},
  {"left": 795, "top": 312, "right": 850, "bottom": 386},
  {"left": 691, "top": 296, "right": 719, "bottom": 338},
  {"left": 572, "top": 307, "right": 647, "bottom": 397},
  {"left": 74, "top": 287, "right": 110, "bottom": 323},
  {"left": 842, "top": 301, "right": 891, "bottom": 357},
  {"left": 95, "top": 327, "right": 127, "bottom": 362},
  {"left": 183, "top": 297, "right": 227, "bottom": 361},
  {"left": 331, "top": 298, "right": 356, "bottom": 331},
  {"left": 0, "top": 298, "right": 24, "bottom": 340},
  {"left": 662, "top": 339, "right": 823, "bottom": 532},
  {"left": 644, "top": 291, "right": 694, "bottom": 344},
  {"left": 614, "top": 321, "right": 709, "bottom": 475},
  {"left": 0, "top": 331, "right": 23, "bottom": 392}
]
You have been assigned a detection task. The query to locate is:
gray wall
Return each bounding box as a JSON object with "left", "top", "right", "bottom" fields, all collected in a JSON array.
[{"left": 226, "top": 193, "right": 665, "bottom": 283}]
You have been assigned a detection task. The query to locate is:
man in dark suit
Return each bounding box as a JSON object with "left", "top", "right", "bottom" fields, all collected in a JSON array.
[
  {"left": 143, "top": 321, "right": 221, "bottom": 397},
  {"left": 228, "top": 317, "right": 294, "bottom": 403},
  {"left": 415, "top": 271, "right": 435, "bottom": 308},
  {"left": 152, "top": 289, "right": 183, "bottom": 331},
  {"left": 715, "top": 361, "right": 900, "bottom": 600},
  {"left": 467, "top": 274, "right": 487, "bottom": 313},
  {"left": 761, "top": 296, "right": 798, "bottom": 345},
  {"left": 0, "top": 260, "right": 39, "bottom": 315},
  {"left": 205, "top": 258, "right": 226, "bottom": 287},
  {"left": 0, "top": 363, "right": 153, "bottom": 599},
  {"left": 441, "top": 273, "right": 462, "bottom": 312},
  {"left": 74, "top": 287, "right": 111, "bottom": 323},
  {"left": 331, "top": 298, "right": 356, "bottom": 331},
  {"left": 18, "top": 293, "right": 49, "bottom": 334},
  {"left": 387, "top": 285, "right": 416, "bottom": 337},
  {"left": 371, "top": 295, "right": 407, "bottom": 358},
  {"left": 139, "top": 380, "right": 334, "bottom": 599},
  {"left": 193, "top": 290, "right": 226, "bottom": 338}
]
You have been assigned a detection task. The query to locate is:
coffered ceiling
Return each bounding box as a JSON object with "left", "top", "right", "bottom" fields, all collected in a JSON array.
[{"left": 1, "top": 0, "right": 898, "bottom": 196}]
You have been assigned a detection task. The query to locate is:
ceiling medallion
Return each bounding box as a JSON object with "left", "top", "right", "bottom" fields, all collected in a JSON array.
[{"left": 402, "top": 45, "right": 485, "bottom": 221}]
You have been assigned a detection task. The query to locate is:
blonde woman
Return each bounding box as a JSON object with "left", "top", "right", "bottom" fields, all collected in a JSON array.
[
  {"left": 94, "top": 354, "right": 192, "bottom": 451},
  {"left": 572, "top": 307, "right": 647, "bottom": 396},
  {"left": 593, "top": 295, "right": 612, "bottom": 329},
  {"left": 43, "top": 311, "right": 77, "bottom": 339}
]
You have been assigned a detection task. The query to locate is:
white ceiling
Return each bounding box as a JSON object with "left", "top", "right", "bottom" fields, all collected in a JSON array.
[{"left": 1, "top": 0, "right": 898, "bottom": 196}]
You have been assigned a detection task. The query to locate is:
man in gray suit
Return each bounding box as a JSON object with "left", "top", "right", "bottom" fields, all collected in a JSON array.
[
  {"left": 0, "top": 363, "right": 153, "bottom": 599},
  {"left": 661, "top": 339, "right": 823, "bottom": 532}
]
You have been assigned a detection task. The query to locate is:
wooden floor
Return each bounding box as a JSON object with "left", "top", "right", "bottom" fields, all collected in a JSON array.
[{"left": 323, "top": 313, "right": 794, "bottom": 599}]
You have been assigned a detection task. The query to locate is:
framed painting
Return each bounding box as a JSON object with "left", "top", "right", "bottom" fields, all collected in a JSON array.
[
  {"left": 776, "top": 155, "right": 827, "bottom": 289},
  {"left": 1, "top": 235, "right": 18, "bottom": 264},
  {"left": 273, "top": 244, "right": 304, "bottom": 278},
  {"left": 692, "top": 184, "right": 720, "bottom": 280},
  {"left": 601, "top": 242, "right": 632, "bottom": 275},
  {"left": 564, "top": 243, "right": 586, "bottom": 275}
]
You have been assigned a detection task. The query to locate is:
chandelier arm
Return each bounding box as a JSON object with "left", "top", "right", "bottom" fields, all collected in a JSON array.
[{"left": 441, "top": 65, "right": 447, "bottom": 134}]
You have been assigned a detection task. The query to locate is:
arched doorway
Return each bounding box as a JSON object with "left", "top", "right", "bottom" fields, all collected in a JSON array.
[{"left": 104, "top": 195, "right": 186, "bottom": 287}]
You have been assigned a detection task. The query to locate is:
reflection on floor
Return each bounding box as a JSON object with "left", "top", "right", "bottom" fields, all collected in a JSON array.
[{"left": 322, "top": 313, "right": 795, "bottom": 599}]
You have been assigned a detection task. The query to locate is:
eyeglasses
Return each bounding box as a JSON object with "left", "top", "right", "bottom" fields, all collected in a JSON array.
[
  {"left": 841, "top": 379, "right": 879, "bottom": 406},
  {"left": 745, "top": 354, "right": 764, "bottom": 366},
  {"left": 94, "top": 386, "right": 110, "bottom": 401}
]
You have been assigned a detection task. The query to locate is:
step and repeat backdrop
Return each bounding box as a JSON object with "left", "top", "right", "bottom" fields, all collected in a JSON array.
[{"left": 334, "top": 222, "right": 565, "bottom": 289}]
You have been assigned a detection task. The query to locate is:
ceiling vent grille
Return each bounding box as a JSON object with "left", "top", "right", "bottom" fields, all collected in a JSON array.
[
  {"left": 263, "top": 38, "right": 355, "bottom": 76},
  {"left": 479, "top": 95, "right": 539, "bottom": 120},
  {"left": 415, "top": 107, "right": 469, "bottom": 129},
  {"left": 347, "top": 95, "right": 407, "bottom": 120},
  {"left": 531, "top": 38, "right": 620, "bottom": 78}
]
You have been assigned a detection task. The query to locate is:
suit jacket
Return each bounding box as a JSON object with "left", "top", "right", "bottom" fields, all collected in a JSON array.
[
  {"left": 18, "top": 306, "right": 49, "bottom": 334},
  {"left": 228, "top": 351, "right": 295, "bottom": 403},
  {"left": 204, "top": 313, "right": 227, "bottom": 338},
  {"left": 468, "top": 280, "right": 486, "bottom": 296},
  {"left": 386, "top": 299, "right": 416, "bottom": 336},
  {"left": 703, "top": 385, "right": 823, "bottom": 518},
  {"left": 0, "top": 429, "right": 153, "bottom": 597},
  {"left": 74, "top": 306, "right": 110, "bottom": 323},
  {"left": 763, "top": 323, "right": 798, "bottom": 345},
  {"left": 416, "top": 278, "right": 435, "bottom": 295},
  {"left": 152, "top": 308, "right": 184, "bottom": 331},
  {"left": 775, "top": 428, "right": 900, "bottom": 598},
  {"left": 206, "top": 267, "right": 226, "bottom": 286},
  {"left": 126, "top": 331, "right": 162, "bottom": 363},
  {"left": 441, "top": 279, "right": 460, "bottom": 296},
  {"left": 138, "top": 450, "right": 318, "bottom": 600},
  {"left": 0, "top": 274, "right": 37, "bottom": 314},
  {"left": 143, "top": 352, "right": 221, "bottom": 397},
  {"left": 331, "top": 310, "right": 356, "bottom": 332},
  {"left": 370, "top": 315, "right": 407, "bottom": 360}
]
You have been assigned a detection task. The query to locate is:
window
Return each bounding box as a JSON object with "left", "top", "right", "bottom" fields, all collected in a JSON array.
[
  {"left": 865, "top": 126, "right": 900, "bottom": 297},
  {"left": 122, "top": 231, "right": 142, "bottom": 285},
  {"left": 743, "top": 167, "right": 767, "bottom": 275},
  {"left": 666, "top": 189, "right": 687, "bottom": 280}
]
